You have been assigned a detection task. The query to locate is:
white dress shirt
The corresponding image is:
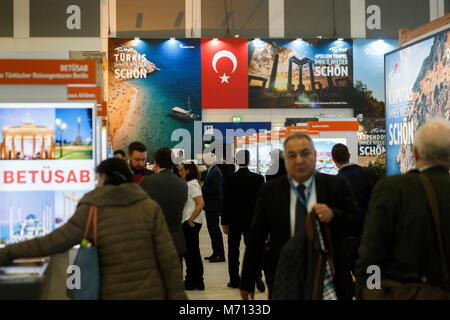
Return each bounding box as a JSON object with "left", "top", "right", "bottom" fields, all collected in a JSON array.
[{"left": 289, "top": 174, "right": 317, "bottom": 238}]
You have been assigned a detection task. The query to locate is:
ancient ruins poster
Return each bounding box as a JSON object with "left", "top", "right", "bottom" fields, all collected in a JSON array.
[{"left": 248, "top": 39, "right": 353, "bottom": 108}]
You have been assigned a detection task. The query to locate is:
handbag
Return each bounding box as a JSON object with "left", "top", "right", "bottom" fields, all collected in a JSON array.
[
  {"left": 66, "top": 205, "right": 100, "bottom": 300},
  {"left": 362, "top": 173, "right": 450, "bottom": 300}
]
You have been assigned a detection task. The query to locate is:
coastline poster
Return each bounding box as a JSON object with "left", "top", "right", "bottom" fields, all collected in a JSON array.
[
  {"left": 108, "top": 38, "right": 202, "bottom": 161},
  {"left": 353, "top": 39, "right": 398, "bottom": 118},
  {"left": 385, "top": 30, "right": 449, "bottom": 175},
  {"left": 248, "top": 38, "right": 353, "bottom": 108}
]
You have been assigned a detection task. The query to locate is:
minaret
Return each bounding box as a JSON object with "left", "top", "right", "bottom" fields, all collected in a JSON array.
[
  {"left": 9, "top": 201, "right": 13, "bottom": 239},
  {"left": 17, "top": 204, "right": 21, "bottom": 222},
  {"left": 42, "top": 202, "right": 46, "bottom": 234}
]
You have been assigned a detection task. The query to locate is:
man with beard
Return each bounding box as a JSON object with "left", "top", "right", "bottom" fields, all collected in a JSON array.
[{"left": 127, "top": 141, "right": 153, "bottom": 184}]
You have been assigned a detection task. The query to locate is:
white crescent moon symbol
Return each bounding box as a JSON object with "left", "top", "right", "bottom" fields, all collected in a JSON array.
[{"left": 212, "top": 50, "right": 237, "bottom": 74}]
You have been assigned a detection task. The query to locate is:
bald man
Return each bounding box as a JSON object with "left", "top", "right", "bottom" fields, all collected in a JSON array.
[{"left": 355, "top": 119, "right": 450, "bottom": 299}]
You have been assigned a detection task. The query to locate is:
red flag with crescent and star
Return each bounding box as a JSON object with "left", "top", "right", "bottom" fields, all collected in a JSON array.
[{"left": 201, "top": 38, "right": 248, "bottom": 109}]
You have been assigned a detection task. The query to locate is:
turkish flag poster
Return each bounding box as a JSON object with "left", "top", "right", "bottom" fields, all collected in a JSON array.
[{"left": 201, "top": 38, "right": 248, "bottom": 109}]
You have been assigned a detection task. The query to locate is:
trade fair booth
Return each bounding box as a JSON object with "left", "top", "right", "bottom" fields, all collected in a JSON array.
[{"left": 0, "top": 0, "right": 448, "bottom": 301}]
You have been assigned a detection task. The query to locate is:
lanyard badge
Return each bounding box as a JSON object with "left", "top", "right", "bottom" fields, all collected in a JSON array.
[{"left": 287, "top": 172, "right": 316, "bottom": 210}]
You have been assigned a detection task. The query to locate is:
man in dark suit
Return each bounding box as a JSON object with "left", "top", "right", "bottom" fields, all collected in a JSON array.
[
  {"left": 356, "top": 120, "right": 450, "bottom": 298},
  {"left": 265, "top": 149, "right": 287, "bottom": 182},
  {"left": 127, "top": 141, "right": 153, "bottom": 184},
  {"left": 222, "top": 150, "right": 265, "bottom": 290},
  {"left": 331, "top": 143, "right": 378, "bottom": 271},
  {"left": 202, "top": 152, "right": 225, "bottom": 263},
  {"left": 240, "top": 132, "right": 360, "bottom": 300},
  {"left": 139, "top": 147, "right": 187, "bottom": 259}
]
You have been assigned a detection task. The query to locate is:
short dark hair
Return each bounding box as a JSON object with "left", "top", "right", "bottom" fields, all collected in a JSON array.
[
  {"left": 236, "top": 149, "right": 250, "bottom": 166},
  {"left": 153, "top": 147, "right": 175, "bottom": 169},
  {"left": 96, "top": 158, "right": 133, "bottom": 185},
  {"left": 128, "top": 141, "right": 147, "bottom": 155},
  {"left": 331, "top": 143, "right": 350, "bottom": 164},
  {"left": 183, "top": 162, "right": 200, "bottom": 182},
  {"left": 113, "top": 149, "right": 126, "bottom": 158}
]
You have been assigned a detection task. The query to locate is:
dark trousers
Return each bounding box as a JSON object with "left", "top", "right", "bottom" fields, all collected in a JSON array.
[
  {"left": 205, "top": 210, "right": 225, "bottom": 256},
  {"left": 182, "top": 221, "right": 204, "bottom": 283},
  {"left": 228, "top": 225, "right": 263, "bottom": 285}
]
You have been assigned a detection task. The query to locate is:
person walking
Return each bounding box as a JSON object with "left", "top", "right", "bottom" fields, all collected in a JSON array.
[
  {"left": 202, "top": 152, "right": 226, "bottom": 263},
  {"left": 140, "top": 147, "right": 188, "bottom": 259},
  {"left": 331, "top": 143, "right": 378, "bottom": 272},
  {"left": 179, "top": 162, "right": 205, "bottom": 291},
  {"left": 222, "top": 150, "right": 265, "bottom": 291},
  {"left": 240, "top": 133, "right": 360, "bottom": 300},
  {"left": 356, "top": 120, "right": 450, "bottom": 299},
  {"left": 0, "top": 158, "right": 186, "bottom": 300}
]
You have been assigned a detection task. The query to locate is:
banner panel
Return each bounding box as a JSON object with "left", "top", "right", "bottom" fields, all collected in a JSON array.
[
  {"left": 0, "top": 60, "right": 96, "bottom": 85},
  {"left": 385, "top": 30, "right": 450, "bottom": 175},
  {"left": 248, "top": 38, "right": 353, "bottom": 108}
]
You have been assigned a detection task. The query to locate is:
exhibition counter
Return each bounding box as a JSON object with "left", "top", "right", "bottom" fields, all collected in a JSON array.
[{"left": 0, "top": 258, "right": 49, "bottom": 299}]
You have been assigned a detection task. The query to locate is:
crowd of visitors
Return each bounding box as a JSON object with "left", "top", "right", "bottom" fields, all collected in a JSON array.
[{"left": 0, "top": 118, "right": 448, "bottom": 300}]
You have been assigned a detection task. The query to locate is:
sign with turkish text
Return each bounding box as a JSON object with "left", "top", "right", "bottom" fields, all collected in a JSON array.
[
  {"left": 0, "top": 60, "right": 96, "bottom": 85},
  {"left": 308, "top": 121, "right": 359, "bottom": 131}
]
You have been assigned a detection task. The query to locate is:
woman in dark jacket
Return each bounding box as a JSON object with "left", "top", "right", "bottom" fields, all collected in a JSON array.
[{"left": 0, "top": 158, "right": 186, "bottom": 300}]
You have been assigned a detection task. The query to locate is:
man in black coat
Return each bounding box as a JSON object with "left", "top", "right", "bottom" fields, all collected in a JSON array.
[
  {"left": 139, "top": 147, "right": 187, "bottom": 259},
  {"left": 331, "top": 143, "right": 378, "bottom": 271},
  {"left": 202, "top": 152, "right": 225, "bottom": 263},
  {"left": 355, "top": 120, "right": 450, "bottom": 299},
  {"left": 222, "top": 150, "right": 265, "bottom": 290},
  {"left": 240, "top": 133, "right": 360, "bottom": 300},
  {"left": 265, "top": 149, "right": 287, "bottom": 182}
]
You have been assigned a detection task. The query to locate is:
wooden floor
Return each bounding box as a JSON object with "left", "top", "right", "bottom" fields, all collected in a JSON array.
[{"left": 184, "top": 213, "right": 268, "bottom": 300}]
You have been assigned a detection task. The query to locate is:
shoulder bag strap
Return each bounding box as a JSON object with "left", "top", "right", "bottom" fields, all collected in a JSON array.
[
  {"left": 419, "top": 173, "right": 449, "bottom": 281},
  {"left": 83, "top": 205, "right": 98, "bottom": 247}
]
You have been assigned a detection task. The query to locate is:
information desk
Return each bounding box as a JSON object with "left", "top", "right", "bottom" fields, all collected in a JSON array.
[{"left": 0, "top": 258, "right": 49, "bottom": 300}]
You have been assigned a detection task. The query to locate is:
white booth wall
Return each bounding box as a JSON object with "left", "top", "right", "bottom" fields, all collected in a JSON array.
[{"left": 201, "top": 108, "right": 354, "bottom": 129}]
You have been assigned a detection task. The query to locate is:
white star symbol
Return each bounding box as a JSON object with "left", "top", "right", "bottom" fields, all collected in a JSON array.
[{"left": 219, "top": 73, "right": 230, "bottom": 83}]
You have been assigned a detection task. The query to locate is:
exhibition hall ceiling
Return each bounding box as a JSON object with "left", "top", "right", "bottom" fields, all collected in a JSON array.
[
  {"left": 0, "top": 0, "right": 446, "bottom": 39},
  {"left": 284, "top": 0, "right": 351, "bottom": 38}
]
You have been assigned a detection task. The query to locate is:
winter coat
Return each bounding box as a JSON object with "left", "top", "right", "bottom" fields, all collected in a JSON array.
[{"left": 0, "top": 183, "right": 187, "bottom": 300}]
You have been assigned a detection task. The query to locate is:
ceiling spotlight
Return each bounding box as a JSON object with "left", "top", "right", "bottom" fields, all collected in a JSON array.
[
  {"left": 317, "top": 35, "right": 322, "bottom": 39},
  {"left": 234, "top": 34, "right": 240, "bottom": 38}
]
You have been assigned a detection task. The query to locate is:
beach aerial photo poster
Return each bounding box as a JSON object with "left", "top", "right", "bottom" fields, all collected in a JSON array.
[
  {"left": 385, "top": 29, "right": 449, "bottom": 175},
  {"left": 108, "top": 38, "right": 201, "bottom": 160},
  {"left": 248, "top": 38, "right": 353, "bottom": 108}
]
